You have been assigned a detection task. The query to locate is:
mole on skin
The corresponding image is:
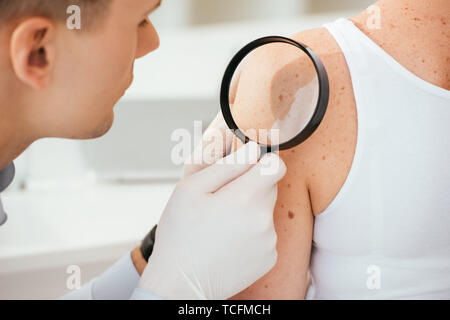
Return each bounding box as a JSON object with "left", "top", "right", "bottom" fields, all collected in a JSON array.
[{"left": 288, "top": 211, "right": 295, "bottom": 219}]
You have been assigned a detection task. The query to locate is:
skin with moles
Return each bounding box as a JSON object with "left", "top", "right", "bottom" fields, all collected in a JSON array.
[
  {"left": 231, "top": 0, "right": 449, "bottom": 299},
  {"left": 231, "top": 43, "right": 318, "bottom": 144}
]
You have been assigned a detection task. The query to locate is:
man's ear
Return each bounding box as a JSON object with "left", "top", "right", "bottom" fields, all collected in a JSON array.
[{"left": 10, "top": 17, "right": 56, "bottom": 89}]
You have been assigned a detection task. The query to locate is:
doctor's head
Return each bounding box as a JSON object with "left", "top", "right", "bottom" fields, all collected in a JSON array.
[{"left": 0, "top": 0, "right": 160, "bottom": 141}]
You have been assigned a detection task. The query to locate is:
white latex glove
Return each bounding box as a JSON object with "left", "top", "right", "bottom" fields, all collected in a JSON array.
[
  {"left": 182, "top": 111, "right": 235, "bottom": 178},
  {"left": 138, "top": 115, "right": 286, "bottom": 300}
]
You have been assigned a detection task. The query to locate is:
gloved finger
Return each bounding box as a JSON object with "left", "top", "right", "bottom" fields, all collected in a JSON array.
[
  {"left": 183, "top": 112, "right": 234, "bottom": 178},
  {"left": 187, "top": 141, "right": 261, "bottom": 193},
  {"left": 220, "top": 152, "right": 286, "bottom": 194}
]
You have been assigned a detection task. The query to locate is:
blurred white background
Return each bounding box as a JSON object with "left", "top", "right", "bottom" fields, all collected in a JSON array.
[{"left": 0, "top": 0, "right": 373, "bottom": 299}]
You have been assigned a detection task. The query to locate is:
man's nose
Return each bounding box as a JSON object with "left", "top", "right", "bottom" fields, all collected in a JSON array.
[{"left": 136, "top": 20, "right": 160, "bottom": 59}]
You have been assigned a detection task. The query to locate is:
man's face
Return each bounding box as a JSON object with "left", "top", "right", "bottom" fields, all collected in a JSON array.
[{"left": 38, "top": 0, "right": 161, "bottom": 139}]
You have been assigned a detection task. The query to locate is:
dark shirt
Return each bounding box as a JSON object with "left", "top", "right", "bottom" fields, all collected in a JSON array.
[{"left": 0, "top": 163, "right": 15, "bottom": 226}]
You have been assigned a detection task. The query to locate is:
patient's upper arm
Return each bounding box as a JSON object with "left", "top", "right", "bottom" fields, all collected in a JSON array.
[
  {"left": 231, "top": 133, "right": 315, "bottom": 299},
  {"left": 232, "top": 149, "right": 314, "bottom": 299},
  {"left": 229, "top": 35, "right": 319, "bottom": 300}
]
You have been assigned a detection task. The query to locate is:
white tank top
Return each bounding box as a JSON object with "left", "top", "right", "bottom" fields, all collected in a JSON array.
[{"left": 307, "top": 18, "right": 450, "bottom": 300}]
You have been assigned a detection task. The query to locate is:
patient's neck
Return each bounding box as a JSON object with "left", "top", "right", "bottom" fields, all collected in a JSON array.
[
  {"left": 392, "top": 0, "right": 450, "bottom": 13},
  {"left": 354, "top": 0, "right": 449, "bottom": 37},
  {"left": 351, "top": 0, "right": 450, "bottom": 90}
]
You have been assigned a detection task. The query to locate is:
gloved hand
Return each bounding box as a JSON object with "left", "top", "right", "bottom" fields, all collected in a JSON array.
[{"left": 138, "top": 115, "right": 286, "bottom": 299}]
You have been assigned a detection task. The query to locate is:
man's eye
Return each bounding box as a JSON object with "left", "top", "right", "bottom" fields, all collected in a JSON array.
[{"left": 139, "top": 18, "right": 149, "bottom": 28}]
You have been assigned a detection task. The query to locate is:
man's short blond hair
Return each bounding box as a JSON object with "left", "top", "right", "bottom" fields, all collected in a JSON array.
[{"left": 0, "top": 0, "right": 110, "bottom": 28}]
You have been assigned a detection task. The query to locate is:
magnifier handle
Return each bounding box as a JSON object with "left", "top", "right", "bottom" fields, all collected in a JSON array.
[
  {"left": 140, "top": 225, "right": 158, "bottom": 262},
  {"left": 236, "top": 134, "right": 274, "bottom": 158},
  {"left": 260, "top": 145, "right": 271, "bottom": 157}
]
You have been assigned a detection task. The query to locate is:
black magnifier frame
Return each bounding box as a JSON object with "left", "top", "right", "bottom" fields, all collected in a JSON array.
[{"left": 220, "top": 36, "right": 330, "bottom": 152}]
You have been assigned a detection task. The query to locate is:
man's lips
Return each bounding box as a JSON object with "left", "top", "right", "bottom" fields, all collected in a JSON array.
[
  {"left": 127, "top": 73, "right": 134, "bottom": 89},
  {"left": 120, "top": 74, "right": 134, "bottom": 98}
]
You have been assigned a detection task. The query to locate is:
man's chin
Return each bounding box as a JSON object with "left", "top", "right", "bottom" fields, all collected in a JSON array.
[{"left": 79, "top": 112, "right": 115, "bottom": 140}]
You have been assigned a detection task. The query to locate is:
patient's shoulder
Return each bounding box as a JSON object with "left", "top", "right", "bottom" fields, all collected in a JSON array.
[
  {"left": 232, "top": 26, "right": 352, "bottom": 134},
  {"left": 232, "top": 27, "right": 358, "bottom": 216},
  {"left": 292, "top": 27, "right": 342, "bottom": 57},
  {"left": 288, "top": 27, "right": 358, "bottom": 216},
  {"left": 291, "top": 27, "right": 353, "bottom": 90}
]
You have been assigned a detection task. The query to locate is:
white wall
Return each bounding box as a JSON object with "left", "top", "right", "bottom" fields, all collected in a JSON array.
[{"left": 152, "top": 0, "right": 375, "bottom": 29}]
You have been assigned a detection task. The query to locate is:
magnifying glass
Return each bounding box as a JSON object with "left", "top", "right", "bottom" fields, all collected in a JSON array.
[{"left": 220, "top": 36, "right": 329, "bottom": 153}]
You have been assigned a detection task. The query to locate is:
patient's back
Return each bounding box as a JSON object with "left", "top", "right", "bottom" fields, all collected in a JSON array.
[
  {"left": 232, "top": 8, "right": 450, "bottom": 299},
  {"left": 309, "top": 18, "right": 450, "bottom": 299}
]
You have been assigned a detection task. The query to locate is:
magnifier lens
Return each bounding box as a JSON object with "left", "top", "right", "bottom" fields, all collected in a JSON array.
[{"left": 228, "top": 42, "right": 320, "bottom": 148}]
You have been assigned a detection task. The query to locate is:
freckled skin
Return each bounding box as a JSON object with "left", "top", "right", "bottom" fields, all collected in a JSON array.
[
  {"left": 231, "top": 43, "right": 318, "bottom": 143},
  {"left": 230, "top": 0, "right": 449, "bottom": 300}
]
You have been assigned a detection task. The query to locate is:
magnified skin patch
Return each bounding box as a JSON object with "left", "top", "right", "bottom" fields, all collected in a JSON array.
[{"left": 231, "top": 43, "right": 318, "bottom": 144}]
